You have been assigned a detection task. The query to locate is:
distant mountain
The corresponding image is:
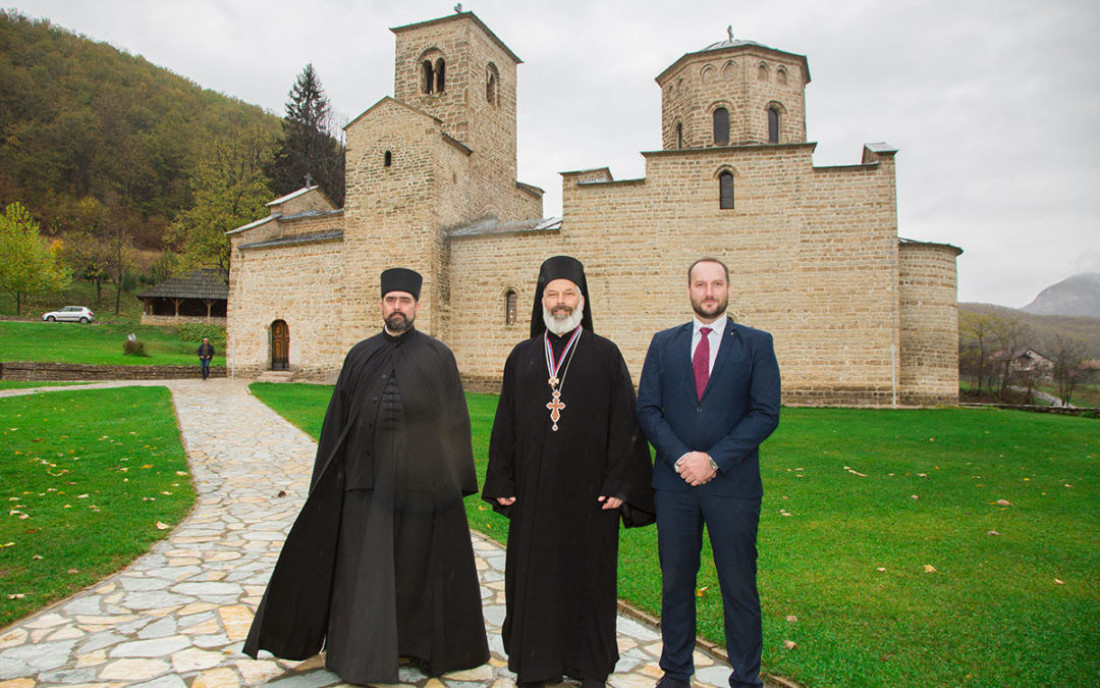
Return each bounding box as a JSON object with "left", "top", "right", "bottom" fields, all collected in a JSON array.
[
  {"left": 960, "top": 302, "right": 1100, "bottom": 358},
  {"left": 1022, "top": 273, "right": 1100, "bottom": 318}
]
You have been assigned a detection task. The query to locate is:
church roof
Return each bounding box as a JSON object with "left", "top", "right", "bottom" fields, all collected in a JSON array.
[
  {"left": 138, "top": 269, "right": 228, "bottom": 300},
  {"left": 447, "top": 216, "right": 561, "bottom": 239},
  {"left": 391, "top": 11, "right": 522, "bottom": 65},
  {"left": 656, "top": 27, "right": 810, "bottom": 85}
]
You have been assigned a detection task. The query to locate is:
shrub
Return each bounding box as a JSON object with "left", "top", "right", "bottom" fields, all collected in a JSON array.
[{"left": 123, "top": 338, "right": 146, "bottom": 356}]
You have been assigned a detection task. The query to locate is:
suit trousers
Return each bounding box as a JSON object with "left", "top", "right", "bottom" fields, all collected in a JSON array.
[{"left": 655, "top": 489, "right": 762, "bottom": 688}]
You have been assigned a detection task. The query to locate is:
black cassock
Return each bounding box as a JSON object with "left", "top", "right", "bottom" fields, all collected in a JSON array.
[
  {"left": 244, "top": 328, "right": 489, "bottom": 684},
  {"left": 483, "top": 328, "right": 655, "bottom": 683}
]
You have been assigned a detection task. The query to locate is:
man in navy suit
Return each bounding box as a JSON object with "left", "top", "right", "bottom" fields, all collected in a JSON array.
[{"left": 636, "top": 258, "right": 781, "bottom": 688}]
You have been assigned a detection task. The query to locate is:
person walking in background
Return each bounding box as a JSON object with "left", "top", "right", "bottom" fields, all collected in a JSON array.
[
  {"left": 197, "top": 337, "right": 215, "bottom": 380},
  {"left": 636, "top": 257, "right": 781, "bottom": 688}
]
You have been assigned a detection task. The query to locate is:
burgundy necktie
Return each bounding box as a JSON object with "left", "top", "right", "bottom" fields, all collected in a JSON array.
[{"left": 693, "top": 327, "right": 712, "bottom": 401}]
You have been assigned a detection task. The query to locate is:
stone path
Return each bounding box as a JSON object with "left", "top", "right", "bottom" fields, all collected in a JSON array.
[{"left": 0, "top": 380, "right": 785, "bottom": 688}]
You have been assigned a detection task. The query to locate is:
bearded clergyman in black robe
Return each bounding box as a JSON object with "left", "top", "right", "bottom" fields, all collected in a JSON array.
[
  {"left": 244, "top": 268, "right": 489, "bottom": 685},
  {"left": 483, "top": 256, "right": 655, "bottom": 688}
]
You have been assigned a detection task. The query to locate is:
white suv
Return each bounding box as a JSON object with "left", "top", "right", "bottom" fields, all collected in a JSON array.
[{"left": 41, "top": 306, "right": 95, "bottom": 323}]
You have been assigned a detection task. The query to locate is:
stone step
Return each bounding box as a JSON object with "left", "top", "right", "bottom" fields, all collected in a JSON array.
[{"left": 255, "top": 370, "right": 297, "bottom": 383}]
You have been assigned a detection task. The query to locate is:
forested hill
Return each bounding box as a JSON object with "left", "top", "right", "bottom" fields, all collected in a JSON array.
[{"left": 0, "top": 10, "right": 281, "bottom": 248}]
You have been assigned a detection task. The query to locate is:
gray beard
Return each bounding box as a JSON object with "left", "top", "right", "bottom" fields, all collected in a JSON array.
[{"left": 543, "top": 306, "right": 583, "bottom": 336}]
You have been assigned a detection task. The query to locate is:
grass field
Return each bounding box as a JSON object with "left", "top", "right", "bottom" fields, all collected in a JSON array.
[
  {"left": 0, "top": 277, "right": 145, "bottom": 322},
  {"left": 0, "top": 386, "right": 196, "bottom": 627},
  {"left": 0, "top": 320, "right": 224, "bottom": 367},
  {"left": 249, "top": 383, "right": 1100, "bottom": 688}
]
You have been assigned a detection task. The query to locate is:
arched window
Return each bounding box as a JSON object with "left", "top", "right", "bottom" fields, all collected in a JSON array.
[
  {"left": 719, "top": 171, "right": 734, "bottom": 209},
  {"left": 384, "top": 150, "right": 392, "bottom": 167},
  {"left": 713, "top": 107, "right": 729, "bottom": 146},
  {"left": 767, "top": 106, "right": 780, "bottom": 144},
  {"left": 777, "top": 68, "right": 788, "bottom": 86},
  {"left": 676, "top": 122, "right": 683, "bottom": 149},
  {"left": 757, "top": 63, "right": 769, "bottom": 81},
  {"left": 422, "top": 60, "right": 434, "bottom": 94},
  {"left": 486, "top": 63, "right": 500, "bottom": 105},
  {"left": 435, "top": 58, "right": 446, "bottom": 92},
  {"left": 505, "top": 290, "right": 518, "bottom": 325}
]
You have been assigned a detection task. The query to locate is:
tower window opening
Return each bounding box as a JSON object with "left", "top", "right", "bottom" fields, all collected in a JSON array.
[
  {"left": 768, "top": 107, "right": 780, "bottom": 144},
  {"left": 422, "top": 60, "right": 434, "bottom": 94},
  {"left": 719, "top": 171, "right": 734, "bottom": 209},
  {"left": 435, "top": 58, "right": 446, "bottom": 92},
  {"left": 713, "top": 107, "right": 729, "bottom": 146},
  {"left": 384, "top": 150, "right": 392, "bottom": 167},
  {"left": 486, "top": 63, "right": 500, "bottom": 105},
  {"left": 676, "top": 122, "right": 683, "bottom": 149},
  {"left": 505, "top": 290, "right": 518, "bottom": 325}
]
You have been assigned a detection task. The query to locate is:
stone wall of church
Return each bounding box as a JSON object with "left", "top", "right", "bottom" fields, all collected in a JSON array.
[
  {"left": 898, "top": 241, "right": 962, "bottom": 405},
  {"left": 659, "top": 45, "right": 808, "bottom": 149},
  {"left": 449, "top": 142, "right": 920, "bottom": 406},
  {"left": 226, "top": 236, "right": 345, "bottom": 377}
]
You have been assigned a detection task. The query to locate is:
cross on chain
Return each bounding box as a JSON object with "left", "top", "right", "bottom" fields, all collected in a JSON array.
[{"left": 546, "top": 389, "right": 566, "bottom": 431}]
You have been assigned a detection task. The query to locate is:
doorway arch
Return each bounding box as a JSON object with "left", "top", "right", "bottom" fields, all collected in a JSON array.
[{"left": 271, "top": 320, "right": 290, "bottom": 371}]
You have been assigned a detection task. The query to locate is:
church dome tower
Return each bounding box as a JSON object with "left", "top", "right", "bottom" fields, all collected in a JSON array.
[{"left": 656, "top": 28, "right": 810, "bottom": 149}]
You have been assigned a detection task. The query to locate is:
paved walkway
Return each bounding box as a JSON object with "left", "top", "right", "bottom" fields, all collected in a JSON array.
[{"left": 0, "top": 380, "right": 783, "bottom": 688}]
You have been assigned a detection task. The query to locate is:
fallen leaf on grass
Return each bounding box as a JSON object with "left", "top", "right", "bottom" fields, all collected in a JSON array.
[
  {"left": 783, "top": 640, "right": 797, "bottom": 650},
  {"left": 67, "top": 569, "right": 79, "bottom": 574},
  {"left": 155, "top": 521, "right": 171, "bottom": 530},
  {"left": 1054, "top": 578, "right": 1064, "bottom": 585},
  {"left": 696, "top": 586, "right": 709, "bottom": 598},
  {"left": 876, "top": 567, "right": 886, "bottom": 573},
  {"left": 786, "top": 615, "right": 798, "bottom": 623},
  {"left": 7, "top": 594, "right": 24, "bottom": 600},
  {"left": 987, "top": 530, "right": 1000, "bottom": 536},
  {"left": 995, "top": 499, "right": 1012, "bottom": 506},
  {"left": 910, "top": 495, "right": 920, "bottom": 500},
  {"left": 922, "top": 564, "right": 937, "bottom": 573}
]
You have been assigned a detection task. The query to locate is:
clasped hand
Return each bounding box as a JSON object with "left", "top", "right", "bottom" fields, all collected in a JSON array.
[{"left": 677, "top": 451, "right": 717, "bottom": 486}]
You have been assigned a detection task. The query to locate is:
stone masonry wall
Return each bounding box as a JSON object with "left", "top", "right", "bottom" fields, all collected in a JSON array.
[
  {"left": 659, "top": 45, "right": 808, "bottom": 149},
  {"left": 898, "top": 241, "right": 962, "bottom": 405}
]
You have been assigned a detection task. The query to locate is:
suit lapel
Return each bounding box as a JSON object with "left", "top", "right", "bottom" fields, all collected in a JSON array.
[
  {"left": 702, "top": 317, "right": 737, "bottom": 399},
  {"left": 674, "top": 322, "right": 695, "bottom": 391}
]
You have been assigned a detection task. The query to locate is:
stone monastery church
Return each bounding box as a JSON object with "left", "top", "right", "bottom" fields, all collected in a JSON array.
[{"left": 226, "top": 10, "right": 962, "bottom": 406}]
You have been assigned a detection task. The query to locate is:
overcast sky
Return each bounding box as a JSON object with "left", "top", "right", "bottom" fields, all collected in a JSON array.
[{"left": 9, "top": 0, "right": 1100, "bottom": 307}]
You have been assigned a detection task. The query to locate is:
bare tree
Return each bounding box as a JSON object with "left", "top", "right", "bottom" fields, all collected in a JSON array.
[
  {"left": 989, "top": 315, "right": 1033, "bottom": 399},
  {"left": 959, "top": 311, "right": 996, "bottom": 395},
  {"left": 1050, "top": 334, "right": 1087, "bottom": 406}
]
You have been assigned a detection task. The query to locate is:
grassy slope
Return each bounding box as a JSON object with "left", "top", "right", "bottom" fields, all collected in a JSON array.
[
  {"left": 249, "top": 383, "right": 1099, "bottom": 688},
  {"left": 0, "top": 387, "right": 196, "bottom": 627},
  {"left": 0, "top": 320, "right": 222, "bottom": 367}
]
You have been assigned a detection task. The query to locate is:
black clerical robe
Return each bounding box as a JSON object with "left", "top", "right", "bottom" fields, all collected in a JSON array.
[
  {"left": 483, "top": 328, "right": 655, "bottom": 683},
  {"left": 244, "top": 328, "right": 488, "bottom": 684}
]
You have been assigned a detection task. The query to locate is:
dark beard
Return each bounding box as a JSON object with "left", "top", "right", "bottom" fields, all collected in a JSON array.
[
  {"left": 385, "top": 312, "right": 413, "bottom": 332},
  {"left": 691, "top": 295, "right": 727, "bottom": 320}
]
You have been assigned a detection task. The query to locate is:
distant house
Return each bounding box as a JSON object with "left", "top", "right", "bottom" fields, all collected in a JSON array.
[
  {"left": 991, "top": 347, "right": 1055, "bottom": 381},
  {"left": 138, "top": 269, "right": 228, "bottom": 326}
]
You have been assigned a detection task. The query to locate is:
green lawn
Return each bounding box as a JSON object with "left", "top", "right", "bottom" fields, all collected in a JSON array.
[
  {"left": 250, "top": 383, "right": 1100, "bottom": 688},
  {"left": 0, "top": 386, "right": 196, "bottom": 627},
  {"left": 0, "top": 320, "right": 224, "bottom": 367}
]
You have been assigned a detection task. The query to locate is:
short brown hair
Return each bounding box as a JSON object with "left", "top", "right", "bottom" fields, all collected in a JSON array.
[{"left": 688, "top": 257, "right": 729, "bottom": 284}]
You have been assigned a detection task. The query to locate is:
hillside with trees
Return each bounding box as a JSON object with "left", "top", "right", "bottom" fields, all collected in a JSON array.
[{"left": 0, "top": 12, "right": 346, "bottom": 314}]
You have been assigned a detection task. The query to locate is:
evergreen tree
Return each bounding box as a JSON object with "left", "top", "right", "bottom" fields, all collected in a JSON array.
[{"left": 270, "top": 64, "right": 345, "bottom": 206}]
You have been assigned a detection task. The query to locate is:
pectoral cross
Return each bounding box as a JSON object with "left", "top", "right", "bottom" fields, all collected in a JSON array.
[{"left": 547, "top": 389, "right": 566, "bottom": 431}]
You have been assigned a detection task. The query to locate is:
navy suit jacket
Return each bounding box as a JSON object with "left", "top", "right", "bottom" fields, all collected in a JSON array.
[{"left": 636, "top": 318, "right": 781, "bottom": 497}]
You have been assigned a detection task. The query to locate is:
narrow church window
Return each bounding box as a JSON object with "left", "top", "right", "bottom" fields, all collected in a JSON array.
[
  {"left": 719, "top": 171, "right": 734, "bottom": 209},
  {"left": 505, "top": 290, "right": 518, "bottom": 325},
  {"left": 435, "top": 58, "right": 446, "bottom": 92},
  {"left": 486, "top": 63, "right": 500, "bottom": 105},
  {"left": 676, "top": 122, "right": 683, "bottom": 149},
  {"left": 757, "top": 63, "right": 769, "bottom": 81},
  {"left": 422, "top": 60, "right": 434, "bottom": 94},
  {"left": 713, "top": 107, "right": 729, "bottom": 146},
  {"left": 777, "top": 68, "right": 788, "bottom": 85},
  {"left": 384, "top": 150, "right": 392, "bottom": 167},
  {"left": 768, "top": 106, "right": 780, "bottom": 144}
]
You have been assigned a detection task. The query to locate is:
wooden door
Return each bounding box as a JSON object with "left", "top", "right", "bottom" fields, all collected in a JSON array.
[{"left": 271, "top": 320, "right": 290, "bottom": 371}]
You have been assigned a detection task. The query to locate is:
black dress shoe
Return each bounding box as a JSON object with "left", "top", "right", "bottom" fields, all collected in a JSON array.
[
  {"left": 655, "top": 676, "right": 691, "bottom": 688},
  {"left": 581, "top": 679, "right": 606, "bottom": 688}
]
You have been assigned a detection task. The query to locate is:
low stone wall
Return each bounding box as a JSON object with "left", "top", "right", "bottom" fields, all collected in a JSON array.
[{"left": 0, "top": 361, "right": 225, "bottom": 381}]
